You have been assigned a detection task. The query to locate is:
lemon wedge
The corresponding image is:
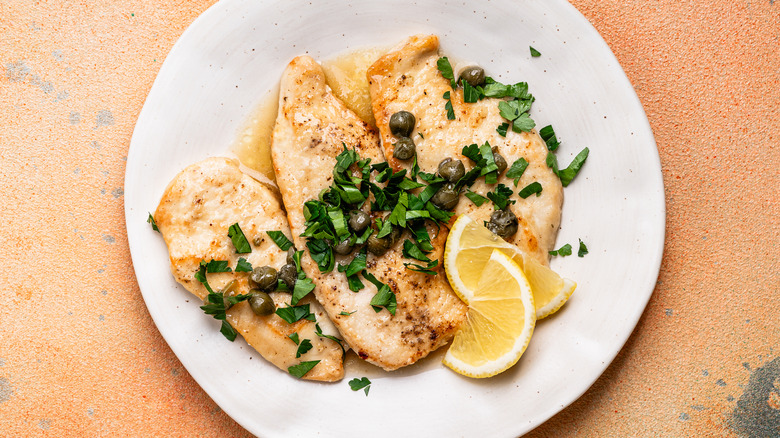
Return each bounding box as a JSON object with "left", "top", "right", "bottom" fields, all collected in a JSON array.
[
  {"left": 442, "top": 248, "right": 536, "bottom": 377},
  {"left": 444, "top": 214, "right": 576, "bottom": 320}
]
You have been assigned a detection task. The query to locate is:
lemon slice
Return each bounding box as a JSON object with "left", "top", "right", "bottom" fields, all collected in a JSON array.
[
  {"left": 444, "top": 215, "right": 576, "bottom": 320},
  {"left": 442, "top": 249, "right": 536, "bottom": 377}
]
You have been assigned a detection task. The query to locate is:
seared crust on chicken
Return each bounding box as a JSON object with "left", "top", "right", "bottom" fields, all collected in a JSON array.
[
  {"left": 271, "top": 56, "right": 467, "bottom": 370},
  {"left": 368, "top": 35, "right": 563, "bottom": 264},
  {"left": 155, "top": 157, "right": 344, "bottom": 381}
]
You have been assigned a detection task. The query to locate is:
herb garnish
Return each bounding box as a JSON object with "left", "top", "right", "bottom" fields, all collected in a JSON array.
[
  {"left": 547, "top": 148, "right": 590, "bottom": 187},
  {"left": 235, "top": 257, "right": 252, "bottom": 272},
  {"left": 267, "top": 230, "right": 294, "bottom": 250},
  {"left": 228, "top": 223, "right": 252, "bottom": 253},
  {"left": 199, "top": 284, "right": 251, "bottom": 342},
  {"left": 487, "top": 184, "right": 515, "bottom": 210},
  {"left": 530, "top": 46, "right": 541, "bottom": 57},
  {"left": 578, "top": 239, "right": 589, "bottom": 257},
  {"left": 465, "top": 190, "right": 489, "bottom": 206},
  {"left": 518, "top": 182, "right": 543, "bottom": 199},
  {"left": 288, "top": 360, "right": 320, "bottom": 379},
  {"left": 442, "top": 91, "right": 456, "bottom": 120},
  {"left": 539, "top": 125, "right": 560, "bottom": 151},
  {"left": 147, "top": 213, "right": 159, "bottom": 232},
  {"left": 275, "top": 303, "right": 316, "bottom": 324},
  {"left": 549, "top": 243, "right": 573, "bottom": 257},
  {"left": 288, "top": 333, "right": 314, "bottom": 358},
  {"left": 349, "top": 377, "right": 372, "bottom": 396},
  {"left": 436, "top": 57, "right": 457, "bottom": 88},
  {"left": 505, "top": 158, "right": 529, "bottom": 187},
  {"left": 362, "top": 271, "right": 397, "bottom": 315}
]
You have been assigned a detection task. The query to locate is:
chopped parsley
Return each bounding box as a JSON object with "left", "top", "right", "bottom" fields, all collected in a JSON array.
[
  {"left": 550, "top": 147, "right": 590, "bottom": 187},
  {"left": 436, "top": 56, "right": 457, "bottom": 88},
  {"left": 549, "top": 243, "right": 573, "bottom": 257},
  {"left": 288, "top": 333, "right": 313, "bottom": 358},
  {"left": 267, "top": 230, "right": 294, "bottom": 251},
  {"left": 235, "top": 257, "right": 252, "bottom": 272},
  {"left": 228, "top": 223, "right": 252, "bottom": 254},
  {"left": 505, "top": 158, "right": 529, "bottom": 187},
  {"left": 530, "top": 46, "right": 541, "bottom": 57},
  {"left": 487, "top": 184, "right": 515, "bottom": 210},
  {"left": 338, "top": 311, "right": 356, "bottom": 316},
  {"left": 363, "top": 271, "right": 397, "bottom": 315},
  {"left": 518, "top": 182, "right": 543, "bottom": 199},
  {"left": 288, "top": 360, "right": 320, "bottom": 379},
  {"left": 199, "top": 288, "right": 251, "bottom": 342},
  {"left": 147, "top": 213, "right": 159, "bottom": 232},
  {"left": 578, "top": 239, "right": 589, "bottom": 257},
  {"left": 275, "top": 303, "right": 316, "bottom": 324},
  {"left": 465, "top": 190, "right": 489, "bottom": 206},
  {"left": 443, "top": 91, "right": 456, "bottom": 120},
  {"left": 539, "top": 125, "right": 560, "bottom": 152},
  {"left": 349, "top": 377, "right": 372, "bottom": 396}
]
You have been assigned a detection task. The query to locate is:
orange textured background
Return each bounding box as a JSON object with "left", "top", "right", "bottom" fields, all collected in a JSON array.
[{"left": 1, "top": 1, "right": 778, "bottom": 436}]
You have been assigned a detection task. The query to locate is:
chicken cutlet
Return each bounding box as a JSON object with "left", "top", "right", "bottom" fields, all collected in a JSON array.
[
  {"left": 271, "top": 55, "right": 467, "bottom": 370},
  {"left": 368, "top": 35, "right": 563, "bottom": 264},
  {"left": 154, "top": 157, "right": 344, "bottom": 382}
]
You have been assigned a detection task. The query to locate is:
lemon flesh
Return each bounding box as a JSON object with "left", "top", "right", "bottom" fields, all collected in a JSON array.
[
  {"left": 443, "top": 249, "right": 536, "bottom": 378},
  {"left": 445, "top": 215, "right": 576, "bottom": 320}
]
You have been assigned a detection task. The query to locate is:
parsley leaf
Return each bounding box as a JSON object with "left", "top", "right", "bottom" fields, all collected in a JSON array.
[
  {"left": 199, "top": 290, "right": 251, "bottom": 341},
  {"left": 518, "top": 182, "right": 543, "bottom": 198},
  {"left": 530, "top": 46, "right": 541, "bottom": 57},
  {"left": 402, "top": 239, "right": 431, "bottom": 262},
  {"left": 539, "top": 125, "right": 560, "bottom": 151},
  {"left": 194, "top": 260, "right": 232, "bottom": 294},
  {"left": 506, "top": 158, "right": 529, "bottom": 186},
  {"left": 267, "top": 230, "right": 294, "bottom": 251},
  {"left": 296, "top": 338, "right": 313, "bottom": 358},
  {"left": 549, "top": 243, "right": 573, "bottom": 257},
  {"left": 147, "top": 213, "right": 159, "bottom": 232},
  {"left": 235, "top": 258, "right": 252, "bottom": 272},
  {"left": 291, "top": 277, "right": 316, "bottom": 306},
  {"left": 362, "top": 271, "right": 397, "bottom": 315},
  {"left": 404, "top": 259, "right": 439, "bottom": 275},
  {"left": 228, "top": 223, "right": 252, "bottom": 254},
  {"left": 339, "top": 311, "right": 356, "bottom": 316},
  {"left": 288, "top": 360, "right": 320, "bottom": 379},
  {"left": 556, "top": 147, "right": 589, "bottom": 187},
  {"left": 462, "top": 79, "right": 480, "bottom": 103},
  {"left": 511, "top": 113, "right": 536, "bottom": 133},
  {"left": 436, "top": 57, "right": 457, "bottom": 88},
  {"left": 496, "top": 122, "right": 509, "bottom": 137},
  {"left": 288, "top": 332, "right": 299, "bottom": 344},
  {"left": 443, "top": 91, "right": 456, "bottom": 120},
  {"left": 578, "top": 239, "right": 589, "bottom": 257},
  {"left": 487, "top": 184, "right": 515, "bottom": 210},
  {"left": 465, "top": 190, "right": 489, "bottom": 206},
  {"left": 349, "top": 377, "right": 372, "bottom": 396},
  {"left": 275, "top": 304, "right": 316, "bottom": 324}
]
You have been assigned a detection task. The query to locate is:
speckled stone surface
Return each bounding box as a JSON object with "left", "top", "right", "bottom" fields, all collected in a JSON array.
[{"left": 1, "top": 1, "right": 777, "bottom": 436}]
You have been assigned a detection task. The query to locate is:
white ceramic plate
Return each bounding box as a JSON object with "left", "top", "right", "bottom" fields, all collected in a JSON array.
[{"left": 125, "top": 0, "right": 664, "bottom": 436}]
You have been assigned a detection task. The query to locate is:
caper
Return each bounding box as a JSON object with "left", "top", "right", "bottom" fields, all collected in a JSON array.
[
  {"left": 367, "top": 233, "right": 393, "bottom": 256},
  {"left": 333, "top": 238, "right": 354, "bottom": 255},
  {"left": 389, "top": 226, "right": 403, "bottom": 244},
  {"left": 279, "top": 263, "right": 297, "bottom": 290},
  {"left": 218, "top": 279, "right": 238, "bottom": 296},
  {"left": 389, "top": 111, "right": 416, "bottom": 137},
  {"left": 251, "top": 266, "right": 278, "bottom": 291},
  {"left": 437, "top": 158, "right": 465, "bottom": 183},
  {"left": 458, "top": 66, "right": 486, "bottom": 87},
  {"left": 348, "top": 210, "right": 370, "bottom": 233},
  {"left": 393, "top": 137, "right": 416, "bottom": 160},
  {"left": 491, "top": 146, "right": 508, "bottom": 174},
  {"left": 249, "top": 290, "right": 275, "bottom": 316},
  {"left": 486, "top": 209, "right": 519, "bottom": 239},
  {"left": 286, "top": 247, "right": 296, "bottom": 265},
  {"left": 431, "top": 182, "right": 460, "bottom": 210},
  {"left": 253, "top": 236, "right": 263, "bottom": 247}
]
